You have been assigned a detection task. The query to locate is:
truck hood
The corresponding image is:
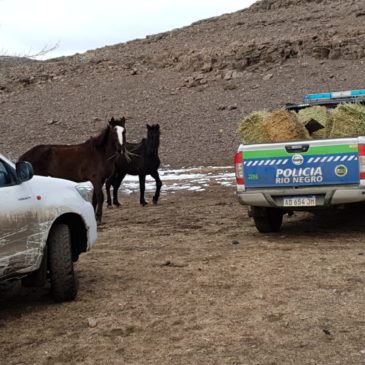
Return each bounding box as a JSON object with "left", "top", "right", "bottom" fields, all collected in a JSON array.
[{"left": 31, "top": 175, "right": 93, "bottom": 190}]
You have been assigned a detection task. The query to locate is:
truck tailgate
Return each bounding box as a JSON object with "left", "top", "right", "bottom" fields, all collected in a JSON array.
[{"left": 242, "top": 140, "right": 360, "bottom": 189}]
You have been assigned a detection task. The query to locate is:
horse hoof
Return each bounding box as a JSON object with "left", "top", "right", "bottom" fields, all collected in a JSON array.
[
  {"left": 153, "top": 199, "right": 158, "bottom": 205},
  {"left": 114, "top": 202, "right": 121, "bottom": 207},
  {"left": 141, "top": 202, "right": 148, "bottom": 207},
  {"left": 107, "top": 204, "right": 113, "bottom": 209}
]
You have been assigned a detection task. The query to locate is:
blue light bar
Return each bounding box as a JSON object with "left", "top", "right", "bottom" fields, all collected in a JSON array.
[{"left": 304, "top": 89, "right": 365, "bottom": 100}]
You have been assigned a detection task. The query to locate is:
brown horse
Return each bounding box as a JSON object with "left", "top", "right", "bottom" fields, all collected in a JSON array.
[{"left": 18, "top": 117, "right": 126, "bottom": 224}]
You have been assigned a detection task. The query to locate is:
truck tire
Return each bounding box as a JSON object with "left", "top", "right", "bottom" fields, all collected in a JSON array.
[
  {"left": 48, "top": 224, "right": 78, "bottom": 302},
  {"left": 251, "top": 207, "right": 283, "bottom": 233}
]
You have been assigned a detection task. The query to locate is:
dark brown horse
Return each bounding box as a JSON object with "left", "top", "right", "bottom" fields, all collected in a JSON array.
[{"left": 18, "top": 117, "right": 126, "bottom": 224}]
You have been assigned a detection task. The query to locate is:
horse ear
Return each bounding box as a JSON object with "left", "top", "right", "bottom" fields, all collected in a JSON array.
[
  {"left": 156, "top": 124, "right": 160, "bottom": 129},
  {"left": 110, "top": 117, "right": 115, "bottom": 126},
  {"left": 147, "top": 124, "right": 151, "bottom": 130}
]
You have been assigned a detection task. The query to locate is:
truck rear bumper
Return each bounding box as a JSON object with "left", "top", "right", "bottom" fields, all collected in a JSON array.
[{"left": 236, "top": 186, "right": 365, "bottom": 208}]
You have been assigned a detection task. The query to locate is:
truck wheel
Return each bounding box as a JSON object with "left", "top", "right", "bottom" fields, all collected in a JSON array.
[
  {"left": 48, "top": 224, "right": 78, "bottom": 302},
  {"left": 251, "top": 207, "right": 283, "bottom": 233}
]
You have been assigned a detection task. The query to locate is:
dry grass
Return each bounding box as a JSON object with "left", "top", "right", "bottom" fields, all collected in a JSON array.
[
  {"left": 262, "top": 109, "right": 310, "bottom": 142},
  {"left": 297, "top": 106, "right": 332, "bottom": 138},
  {"left": 329, "top": 103, "right": 365, "bottom": 138},
  {"left": 237, "top": 111, "right": 271, "bottom": 144}
]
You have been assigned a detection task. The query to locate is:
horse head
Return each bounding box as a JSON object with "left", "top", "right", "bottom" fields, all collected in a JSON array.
[
  {"left": 146, "top": 124, "right": 160, "bottom": 155},
  {"left": 109, "top": 117, "right": 126, "bottom": 154}
]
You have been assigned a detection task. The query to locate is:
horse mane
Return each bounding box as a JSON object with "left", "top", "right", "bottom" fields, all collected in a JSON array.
[{"left": 89, "top": 125, "right": 111, "bottom": 148}]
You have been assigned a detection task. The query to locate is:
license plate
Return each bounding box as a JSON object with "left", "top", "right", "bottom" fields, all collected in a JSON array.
[{"left": 283, "top": 196, "right": 316, "bottom": 207}]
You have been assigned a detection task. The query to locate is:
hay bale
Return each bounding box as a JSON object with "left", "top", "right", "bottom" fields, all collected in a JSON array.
[
  {"left": 262, "top": 109, "right": 310, "bottom": 142},
  {"left": 297, "top": 106, "right": 332, "bottom": 138},
  {"left": 329, "top": 103, "right": 365, "bottom": 138},
  {"left": 237, "top": 111, "right": 271, "bottom": 144},
  {"left": 298, "top": 106, "right": 328, "bottom": 127},
  {"left": 311, "top": 128, "right": 327, "bottom": 139},
  {"left": 324, "top": 112, "right": 334, "bottom": 138}
]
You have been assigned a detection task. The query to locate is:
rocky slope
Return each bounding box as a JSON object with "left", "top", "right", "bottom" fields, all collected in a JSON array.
[{"left": 1, "top": 0, "right": 365, "bottom": 166}]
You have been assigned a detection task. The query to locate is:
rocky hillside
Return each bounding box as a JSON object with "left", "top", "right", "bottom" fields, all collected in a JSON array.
[{"left": 1, "top": 0, "right": 365, "bottom": 166}]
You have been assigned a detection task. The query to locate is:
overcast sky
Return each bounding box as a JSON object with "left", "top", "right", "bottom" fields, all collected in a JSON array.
[{"left": 0, "top": 0, "right": 256, "bottom": 59}]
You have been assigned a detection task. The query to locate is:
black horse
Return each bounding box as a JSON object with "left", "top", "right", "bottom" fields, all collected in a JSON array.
[{"left": 106, "top": 124, "right": 162, "bottom": 207}]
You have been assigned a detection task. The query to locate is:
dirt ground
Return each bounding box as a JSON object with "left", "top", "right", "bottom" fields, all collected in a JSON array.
[{"left": 1, "top": 183, "right": 365, "bottom": 365}]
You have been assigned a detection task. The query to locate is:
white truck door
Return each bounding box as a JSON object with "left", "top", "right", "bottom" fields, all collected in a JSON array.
[{"left": 0, "top": 159, "right": 42, "bottom": 279}]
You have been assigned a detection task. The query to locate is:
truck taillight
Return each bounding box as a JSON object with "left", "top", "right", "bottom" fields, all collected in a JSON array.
[
  {"left": 359, "top": 144, "right": 365, "bottom": 180},
  {"left": 234, "top": 151, "right": 244, "bottom": 185}
]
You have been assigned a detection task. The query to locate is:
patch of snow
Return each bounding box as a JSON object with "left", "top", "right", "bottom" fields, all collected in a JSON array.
[{"left": 118, "top": 166, "right": 234, "bottom": 194}]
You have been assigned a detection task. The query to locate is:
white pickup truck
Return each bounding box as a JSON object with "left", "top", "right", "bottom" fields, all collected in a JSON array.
[
  {"left": 235, "top": 89, "right": 365, "bottom": 233},
  {"left": 0, "top": 153, "right": 97, "bottom": 301}
]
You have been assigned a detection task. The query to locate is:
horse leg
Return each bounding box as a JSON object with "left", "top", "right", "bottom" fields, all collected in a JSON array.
[
  {"left": 92, "top": 191, "right": 97, "bottom": 211},
  {"left": 139, "top": 174, "right": 148, "bottom": 206},
  {"left": 113, "top": 172, "right": 126, "bottom": 207},
  {"left": 151, "top": 170, "right": 162, "bottom": 205},
  {"left": 105, "top": 176, "right": 113, "bottom": 208},
  {"left": 94, "top": 182, "right": 105, "bottom": 225}
]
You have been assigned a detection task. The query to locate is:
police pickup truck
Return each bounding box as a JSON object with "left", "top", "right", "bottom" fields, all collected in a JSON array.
[
  {"left": 235, "top": 89, "right": 365, "bottom": 233},
  {"left": 0, "top": 153, "right": 97, "bottom": 301}
]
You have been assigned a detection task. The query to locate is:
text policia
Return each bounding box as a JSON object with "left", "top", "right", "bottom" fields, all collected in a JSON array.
[{"left": 275, "top": 167, "right": 323, "bottom": 184}]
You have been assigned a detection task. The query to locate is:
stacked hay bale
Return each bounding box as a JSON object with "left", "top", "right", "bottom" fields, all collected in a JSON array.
[
  {"left": 262, "top": 109, "right": 310, "bottom": 142},
  {"left": 237, "top": 103, "right": 365, "bottom": 144},
  {"left": 238, "top": 109, "right": 311, "bottom": 144},
  {"left": 237, "top": 111, "right": 271, "bottom": 144},
  {"left": 297, "top": 106, "right": 332, "bottom": 139},
  {"left": 329, "top": 103, "right": 365, "bottom": 138}
]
